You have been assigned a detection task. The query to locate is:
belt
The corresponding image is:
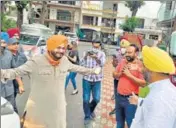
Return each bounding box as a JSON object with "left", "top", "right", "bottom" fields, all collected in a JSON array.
[{"left": 118, "top": 93, "right": 138, "bottom": 97}]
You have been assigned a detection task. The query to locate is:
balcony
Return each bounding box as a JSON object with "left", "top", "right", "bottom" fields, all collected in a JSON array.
[{"left": 158, "top": 2, "right": 176, "bottom": 22}]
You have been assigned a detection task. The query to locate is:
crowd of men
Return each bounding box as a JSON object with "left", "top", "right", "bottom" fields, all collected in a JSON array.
[{"left": 0, "top": 28, "right": 176, "bottom": 128}]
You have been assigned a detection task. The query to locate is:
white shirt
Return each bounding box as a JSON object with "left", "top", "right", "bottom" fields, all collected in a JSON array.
[{"left": 131, "top": 79, "right": 176, "bottom": 128}]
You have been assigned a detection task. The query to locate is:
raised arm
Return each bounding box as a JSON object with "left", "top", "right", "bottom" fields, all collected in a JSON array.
[
  {"left": 68, "top": 59, "right": 101, "bottom": 75},
  {"left": 1, "top": 58, "right": 36, "bottom": 81}
]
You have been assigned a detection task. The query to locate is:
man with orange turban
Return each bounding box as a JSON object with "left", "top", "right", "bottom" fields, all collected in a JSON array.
[
  {"left": 129, "top": 46, "right": 176, "bottom": 128},
  {"left": 1, "top": 35, "right": 101, "bottom": 128}
]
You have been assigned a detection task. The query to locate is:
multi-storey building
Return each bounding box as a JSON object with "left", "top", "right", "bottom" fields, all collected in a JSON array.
[
  {"left": 158, "top": 1, "right": 176, "bottom": 31},
  {"left": 32, "top": 1, "right": 81, "bottom": 32},
  {"left": 31, "top": 1, "right": 161, "bottom": 42}
]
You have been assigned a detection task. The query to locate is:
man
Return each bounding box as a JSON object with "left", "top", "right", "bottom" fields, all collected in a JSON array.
[
  {"left": 129, "top": 46, "right": 176, "bottom": 128},
  {"left": 7, "top": 28, "right": 20, "bottom": 40},
  {"left": 1, "top": 35, "right": 101, "bottom": 128},
  {"left": 7, "top": 38, "right": 27, "bottom": 98},
  {"left": 0, "top": 32, "right": 18, "bottom": 112},
  {"left": 109, "top": 39, "right": 130, "bottom": 115},
  {"left": 113, "top": 44, "right": 146, "bottom": 128},
  {"left": 80, "top": 39, "right": 106, "bottom": 125}
]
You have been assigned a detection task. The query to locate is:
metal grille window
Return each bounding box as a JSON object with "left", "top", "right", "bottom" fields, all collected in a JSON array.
[{"left": 57, "top": 10, "right": 71, "bottom": 21}]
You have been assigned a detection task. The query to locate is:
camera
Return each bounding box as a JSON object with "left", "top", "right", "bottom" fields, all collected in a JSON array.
[{"left": 87, "top": 50, "right": 98, "bottom": 55}]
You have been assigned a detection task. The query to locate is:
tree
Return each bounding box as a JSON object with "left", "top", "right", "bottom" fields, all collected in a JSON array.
[
  {"left": 15, "top": 0, "right": 29, "bottom": 29},
  {"left": 39, "top": 1, "right": 48, "bottom": 24},
  {"left": 125, "top": 1, "right": 145, "bottom": 17},
  {"left": 119, "top": 17, "right": 139, "bottom": 32},
  {"left": 1, "top": 14, "right": 17, "bottom": 32}
]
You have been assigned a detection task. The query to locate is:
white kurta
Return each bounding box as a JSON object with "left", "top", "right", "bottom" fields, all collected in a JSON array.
[
  {"left": 1, "top": 55, "right": 96, "bottom": 128},
  {"left": 131, "top": 79, "right": 176, "bottom": 128}
]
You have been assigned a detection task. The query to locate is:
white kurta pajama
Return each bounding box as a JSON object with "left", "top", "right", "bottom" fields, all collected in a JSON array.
[
  {"left": 131, "top": 79, "right": 176, "bottom": 128},
  {"left": 1, "top": 55, "right": 98, "bottom": 128}
]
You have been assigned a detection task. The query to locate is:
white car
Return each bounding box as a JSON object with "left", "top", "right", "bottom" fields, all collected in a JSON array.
[
  {"left": 64, "top": 32, "right": 79, "bottom": 45},
  {"left": 1, "top": 97, "right": 20, "bottom": 128}
]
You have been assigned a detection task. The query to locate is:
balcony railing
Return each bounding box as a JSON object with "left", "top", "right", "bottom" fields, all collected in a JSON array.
[
  {"left": 57, "top": 16, "right": 71, "bottom": 21},
  {"left": 158, "top": 3, "right": 176, "bottom": 22}
]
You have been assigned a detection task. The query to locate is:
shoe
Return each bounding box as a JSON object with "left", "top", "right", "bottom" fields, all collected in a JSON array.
[
  {"left": 90, "top": 112, "right": 96, "bottom": 119},
  {"left": 71, "top": 89, "right": 78, "bottom": 95},
  {"left": 109, "top": 108, "right": 116, "bottom": 115},
  {"left": 84, "top": 119, "right": 92, "bottom": 125},
  {"left": 111, "top": 95, "right": 115, "bottom": 100}
]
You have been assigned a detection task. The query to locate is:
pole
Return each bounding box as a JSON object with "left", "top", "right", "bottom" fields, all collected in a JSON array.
[{"left": 169, "top": 1, "right": 176, "bottom": 54}]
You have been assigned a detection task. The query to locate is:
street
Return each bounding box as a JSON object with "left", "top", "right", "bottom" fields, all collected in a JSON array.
[{"left": 15, "top": 42, "right": 117, "bottom": 128}]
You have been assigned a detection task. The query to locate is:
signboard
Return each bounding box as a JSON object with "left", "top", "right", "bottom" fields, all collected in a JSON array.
[{"left": 82, "top": 1, "right": 101, "bottom": 10}]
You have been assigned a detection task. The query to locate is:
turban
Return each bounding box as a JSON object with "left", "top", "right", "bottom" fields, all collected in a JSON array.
[
  {"left": 142, "top": 46, "right": 175, "bottom": 74},
  {"left": 47, "top": 35, "right": 68, "bottom": 51},
  {"left": 7, "top": 28, "right": 20, "bottom": 38},
  {"left": 120, "top": 39, "right": 130, "bottom": 48},
  {"left": 0, "top": 32, "right": 9, "bottom": 43}
]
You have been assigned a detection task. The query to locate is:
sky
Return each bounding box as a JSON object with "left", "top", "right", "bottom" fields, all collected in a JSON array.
[
  {"left": 88, "top": 1, "right": 161, "bottom": 19},
  {"left": 137, "top": 1, "right": 161, "bottom": 18}
]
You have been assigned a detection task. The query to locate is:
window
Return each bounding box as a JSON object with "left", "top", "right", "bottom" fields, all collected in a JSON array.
[
  {"left": 58, "top": 1, "right": 75, "bottom": 5},
  {"left": 113, "top": 4, "right": 118, "bottom": 11},
  {"left": 20, "top": 34, "right": 40, "bottom": 45},
  {"left": 83, "top": 16, "right": 94, "bottom": 25},
  {"left": 95, "top": 17, "right": 98, "bottom": 26},
  {"left": 149, "top": 35, "right": 159, "bottom": 40},
  {"left": 57, "top": 10, "right": 71, "bottom": 21}
]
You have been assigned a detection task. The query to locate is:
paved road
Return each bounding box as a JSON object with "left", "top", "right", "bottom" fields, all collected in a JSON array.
[{"left": 16, "top": 42, "right": 117, "bottom": 128}]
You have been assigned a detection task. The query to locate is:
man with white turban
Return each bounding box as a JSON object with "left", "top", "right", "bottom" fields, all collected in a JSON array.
[{"left": 129, "top": 46, "right": 176, "bottom": 128}]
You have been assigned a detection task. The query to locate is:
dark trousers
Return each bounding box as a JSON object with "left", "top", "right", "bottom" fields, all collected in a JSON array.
[
  {"left": 6, "top": 94, "right": 18, "bottom": 113},
  {"left": 114, "top": 79, "right": 118, "bottom": 95},
  {"left": 82, "top": 79, "right": 101, "bottom": 120},
  {"left": 115, "top": 94, "right": 137, "bottom": 128}
]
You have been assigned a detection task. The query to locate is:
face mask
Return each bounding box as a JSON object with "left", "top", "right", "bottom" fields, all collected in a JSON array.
[
  {"left": 121, "top": 48, "right": 126, "bottom": 55},
  {"left": 126, "top": 56, "right": 135, "bottom": 62}
]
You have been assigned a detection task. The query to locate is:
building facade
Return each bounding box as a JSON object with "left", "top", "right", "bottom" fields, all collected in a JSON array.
[
  {"left": 32, "top": 1, "right": 81, "bottom": 33},
  {"left": 158, "top": 1, "right": 176, "bottom": 30},
  {"left": 31, "top": 1, "right": 161, "bottom": 42}
]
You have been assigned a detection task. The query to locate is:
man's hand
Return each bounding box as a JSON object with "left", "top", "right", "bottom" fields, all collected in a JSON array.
[
  {"left": 94, "top": 67, "right": 101, "bottom": 75},
  {"left": 19, "top": 84, "right": 25, "bottom": 94},
  {"left": 122, "top": 65, "right": 132, "bottom": 77},
  {"left": 90, "top": 54, "right": 97, "bottom": 59},
  {"left": 113, "top": 71, "right": 118, "bottom": 79},
  {"left": 129, "top": 92, "right": 138, "bottom": 105}
]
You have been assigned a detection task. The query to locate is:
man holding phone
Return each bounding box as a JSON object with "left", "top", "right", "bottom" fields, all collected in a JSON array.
[
  {"left": 113, "top": 44, "right": 146, "bottom": 128},
  {"left": 80, "top": 39, "right": 106, "bottom": 126}
]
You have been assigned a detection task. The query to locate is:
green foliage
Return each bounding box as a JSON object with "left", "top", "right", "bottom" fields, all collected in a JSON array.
[
  {"left": 125, "top": 1, "right": 145, "bottom": 16},
  {"left": 1, "top": 14, "right": 17, "bottom": 32},
  {"left": 119, "top": 17, "right": 140, "bottom": 32},
  {"left": 15, "top": 0, "right": 29, "bottom": 10}
]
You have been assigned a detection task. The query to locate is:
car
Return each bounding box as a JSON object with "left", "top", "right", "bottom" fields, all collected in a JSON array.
[
  {"left": 19, "top": 23, "right": 53, "bottom": 59},
  {"left": 64, "top": 32, "right": 79, "bottom": 45},
  {"left": 1, "top": 97, "right": 20, "bottom": 128}
]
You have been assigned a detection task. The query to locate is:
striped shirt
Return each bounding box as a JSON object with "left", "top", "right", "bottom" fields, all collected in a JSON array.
[
  {"left": 81, "top": 48, "right": 106, "bottom": 82},
  {"left": 116, "top": 49, "right": 123, "bottom": 63}
]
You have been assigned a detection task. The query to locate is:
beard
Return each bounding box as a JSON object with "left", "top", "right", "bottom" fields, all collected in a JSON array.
[
  {"left": 126, "top": 56, "right": 135, "bottom": 62},
  {"left": 143, "top": 71, "right": 151, "bottom": 83},
  {"left": 50, "top": 51, "right": 63, "bottom": 61}
]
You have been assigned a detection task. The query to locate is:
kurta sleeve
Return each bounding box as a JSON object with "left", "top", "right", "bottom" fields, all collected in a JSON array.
[
  {"left": 1, "top": 58, "right": 36, "bottom": 81},
  {"left": 68, "top": 59, "right": 99, "bottom": 75}
]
